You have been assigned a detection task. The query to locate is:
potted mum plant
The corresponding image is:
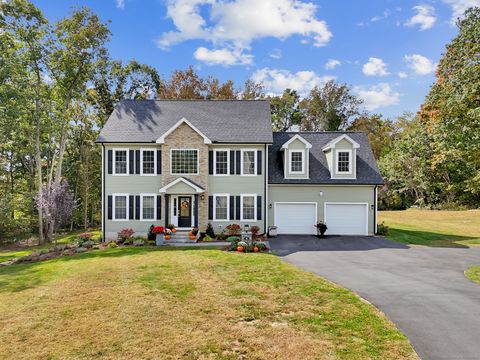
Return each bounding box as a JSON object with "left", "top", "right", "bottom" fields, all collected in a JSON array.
[{"left": 152, "top": 226, "right": 166, "bottom": 245}]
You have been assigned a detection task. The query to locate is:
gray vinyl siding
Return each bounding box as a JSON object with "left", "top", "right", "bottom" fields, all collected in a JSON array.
[
  {"left": 208, "top": 144, "right": 266, "bottom": 233},
  {"left": 268, "top": 185, "right": 376, "bottom": 235}
]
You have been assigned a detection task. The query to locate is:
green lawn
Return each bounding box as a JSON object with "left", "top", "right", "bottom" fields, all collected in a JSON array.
[
  {"left": 0, "top": 230, "right": 101, "bottom": 263},
  {"left": 465, "top": 266, "right": 480, "bottom": 285},
  {"left": 378, "top": 209, "right": 480, "bottom": 247},
  {"left": 0, "top": 247, "right": 417, "bottom": 359}
]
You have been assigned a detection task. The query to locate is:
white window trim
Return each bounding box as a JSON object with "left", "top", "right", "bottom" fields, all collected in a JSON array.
[
  {"left": 140, "top": 194, "right": 157, "bottom": 221},
  {"left": 170, "top": 149, "right": 199, "bottom": 175},
  {"left": 113, "top": 148, "right": 129, "bottom": 176},
  {"left": 240, "top": 193, "right": 257, "bottom": 221},
  {"left": 140, "top": 149, "right": 157, "bottom": 176},
  {"left": 240, "top": 149, "right": 257, "bottom": 176},
  {"left": 213, "top": 149, "right": 230, "bottom": 176},
  {"left": 336, "top": 149, "right": 353, "bottom": 175},
  {"left": 112, "top": 193, "right": 129, "bottom": 221},
  {"left": 289, "top": 149, "right": 305, "bottom": 174},
  {"left": 213, "top": 193, "right": 230, "bottom": 222}
]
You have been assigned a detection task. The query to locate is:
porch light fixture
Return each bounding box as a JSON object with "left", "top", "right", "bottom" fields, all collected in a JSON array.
[
  {"left": 200, "top": 194, "right": 205, "bottom": 201},
  {"left": 319, "top": 191, "right": 324, "bottom": 197},
  {"left": 269, "top": 203, "right": 272, "bottom": 209}
]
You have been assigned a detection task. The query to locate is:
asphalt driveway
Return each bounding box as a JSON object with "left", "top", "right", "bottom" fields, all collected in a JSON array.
[{"left": 270, "top": 235, "right": 480, "bottom": 360}]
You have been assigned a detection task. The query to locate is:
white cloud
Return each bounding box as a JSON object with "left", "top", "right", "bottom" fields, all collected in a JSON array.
[
  {"left": 193, "top": 46, "right": 253, "bottom": 66},
  {"left": 405, "top": 5, "right": 437, "bottom": 30},
  {"left": 442, "top": 0, "right": 480, "bottom": 24},
  {"left": 116, "top": 0, "right": 125, "bottom": 9},
  {"left": 357, "top": 9, "right": 391, "bottom": 26},
  {"left": 404, "top": 54, "right": 437, "bottom": 75},
  {"left": 251, "top": 67, "right": 334, "bottom": 96},
  {"left": 157, "top": 0, "right": 332, "bottom": 66},
  {"left": 269, "top": 48, "right": 282, "bottom": 59},
  {"left": 362, "top": 57, "right": 390, "bottom": 76},
  {"left": 325, "top": 59, "right": 341, "bottom": 70},
  {"left": 398, "top": 72, "right": 408, "bottom": 79},
  {"left": 355, "top": 83, "right": 401, "bottom": 110}
]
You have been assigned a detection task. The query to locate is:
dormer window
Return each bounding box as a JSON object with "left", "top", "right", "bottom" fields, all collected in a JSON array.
[
  {"left": 337, "top": 150, "right": 351, "bottom": 174},
  {"left": 290, "top": 150, "right": 304, "bottom": 173}
]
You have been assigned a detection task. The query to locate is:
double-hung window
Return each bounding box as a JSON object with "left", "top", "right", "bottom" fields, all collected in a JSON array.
[
  {"left": 337, "top": 150, "right": 351, "bottom": 173},
  {"left": 114, "top": 149, "right": 128, "bottom": 175},
  {"left": 141, "top": 149, "right": 156, "bottom": 175},
  {"left": 171, "top": 149, "right": 198, "bottom": 175},
  {"left": 290, "top": 150, "right": 304, "bottom": 173},
  {"left": 241, "top": 194, "right": 256, "bottom": 221},
  {"left": 214, "top": 194, "right": 229, "bottom": 221},
  {"left": 141, "top": 194, "right": 156, "bottom": 220},
  {"left": 113, "top": 194, "right": 128, "bottom": 220},
  {"left": 241, "top": 150, "right": 256, "bottom": 175},
  {"left": 214, "top": 150, "right": 229, "bottom": 175}
]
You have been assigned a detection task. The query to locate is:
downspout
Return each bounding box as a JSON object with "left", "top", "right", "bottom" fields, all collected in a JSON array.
[
  {"left": 374, "top": 185, "right": 378, "bottom": 235},
  {"left": 264, "top": 144, "right": 268, "bottom": 234},
  {"left": 101, "top": 144, "right": 105, "bottom": 242}
]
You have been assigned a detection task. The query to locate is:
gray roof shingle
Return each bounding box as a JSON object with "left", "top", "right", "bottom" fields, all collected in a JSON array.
[
  {"left": 96, "top": 99, "right": 273, "bottom": 143},
  {"left": 269, "top": 132, "right": 384, "bottom": 185}
]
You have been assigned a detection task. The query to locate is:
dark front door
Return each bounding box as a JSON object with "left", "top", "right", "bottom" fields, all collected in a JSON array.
[{"left": 178, "top": 196, "right": 192, "bottom": 228}]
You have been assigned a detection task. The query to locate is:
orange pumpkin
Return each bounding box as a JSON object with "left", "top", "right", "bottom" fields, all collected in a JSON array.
[
  {"left": 237, "top": 246, "right": 244, "bottom": 252},
  {"left": 172, "top": 228, "right": 177, "bottom": 233},
  {"left": 165, "top": 235, "right": 171, "bottom": 240},
  {"left": 189, "top": 235, "right": 196, "bottom": 241},
  {"left": 253, "top": 246, "right": 259, "bottom": 252}
]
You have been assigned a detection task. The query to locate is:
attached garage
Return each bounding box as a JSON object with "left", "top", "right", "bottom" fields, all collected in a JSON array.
[
  {"left": 274, "top": 202, "right": 317, "bottom": 235},
  {"left": 324, "top": 203, "right": 368, "bottom": 236}
]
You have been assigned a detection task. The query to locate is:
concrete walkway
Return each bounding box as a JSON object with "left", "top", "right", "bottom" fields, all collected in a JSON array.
[{"left": 269, "top": 235, "right": 480, "bottom": 360}]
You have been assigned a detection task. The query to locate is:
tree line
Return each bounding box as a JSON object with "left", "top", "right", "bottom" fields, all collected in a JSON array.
[{"left": 0, "top": 0, "right": 478, "bottom": 244}]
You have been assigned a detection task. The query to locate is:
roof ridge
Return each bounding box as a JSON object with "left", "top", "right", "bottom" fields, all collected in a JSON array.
[
  {"left": 274, "top": 131, "right": 365, "bottom": 134},
  {"left": 119, "top": 99, "right": 269, "bottom": 102}
]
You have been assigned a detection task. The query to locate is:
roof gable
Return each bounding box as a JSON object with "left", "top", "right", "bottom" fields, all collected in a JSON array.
[
  {"left": 159, "top": 177, "right": 205, "bottom": 193},
  {"left": 281, "top": 134, "right": 312, "bottom": 149},
  {"left": 322, "top": 134, "right": 360, "bottom": 151},
  {"left": 156, "top": 118, "right": 211, "bottom": 144}
]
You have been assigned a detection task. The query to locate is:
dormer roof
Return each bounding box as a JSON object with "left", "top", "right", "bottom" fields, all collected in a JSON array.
[
  {"left": 322, "top": 134, "right": 360, "bottom": 151},
  {"left": 281, "top": 134, "right": 312, "bottom": 149}
]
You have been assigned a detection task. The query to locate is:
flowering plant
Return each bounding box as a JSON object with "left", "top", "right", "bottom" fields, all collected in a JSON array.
[
  {"left": 165, "top": 228, "right": 172, "bottom": 235},
  {"left": 226, "top": 223, "right": 241, "bottom": 235},
  {"left": 152, "top": 226, "right": 165, "bottom": 234},
  {"left": 118, "top": 228, "right": 135, "bottom": 241}
]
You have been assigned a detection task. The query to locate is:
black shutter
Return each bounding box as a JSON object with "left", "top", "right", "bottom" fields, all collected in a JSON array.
[
  {"left": 257, "top": 196, "right": 262, "bottom": 221},
  {"left": 229, "top": 196, "right": 235, "bottom": 220},
  {"left": 107, "top": 150, "right": 113, "bottom": 174},
  {"left": 107, "top": 195, "right": 112, "bottom": 219},
  {"left": 135, "top": 150, "right": 140, "bottom": 174},
  {"left": 165, "top": 195, "right": 169, "bottom": 227},
  {"left": 235, "top": 196, "right": 240, "bottom": 220},
  {"left": 208, "top": 151, "right": 214, "bottom": 175},
  {"left": 208, "top": 196, "right": 213, "bottom": 220},
  {"left": 236, "top": 151, "right": 241, "bottom": 175},
  {"left": 129, "top": 195, "right": 134, "bottom": 219},
  {"left": 230, "top": 151, "right": 235, "bottom": 175},
  {"left": 257, "top": 150, "right": 262, "bottom": 175},
  {"left": 129, "top": 150, "right": 134, "bottom": 174},
  {"left": 135, "top": 195, "right": 140, "bottom": 220},
  {"left": 157, "top": 150, "right": 162, "bottom": 174},
  {"left": 157, "top": 195, "right": 161, "bottom": 220}
]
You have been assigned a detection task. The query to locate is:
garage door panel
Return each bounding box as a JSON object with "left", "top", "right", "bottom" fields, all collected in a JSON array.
[
  {"left": 275, "top": 203, "right": 316, "bottom": 235},
  {"left": 325, "top": 203, "right": 367, "bottom": 236}
]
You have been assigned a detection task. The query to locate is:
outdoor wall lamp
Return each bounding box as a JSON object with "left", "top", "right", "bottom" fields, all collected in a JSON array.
[
  {"left": 200, "top": 194, "right": 205, "bottom": 201},
  {"left": 319, "top": 191, "right": 324, "bottom": 197},
  {"left": 269, "top": 203, "right": 272, "bottom": 209}
]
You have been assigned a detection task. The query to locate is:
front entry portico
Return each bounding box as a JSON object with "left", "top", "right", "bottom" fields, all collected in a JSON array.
[{"left": 159, "top": 177, "right": 205, "bottom": 230}]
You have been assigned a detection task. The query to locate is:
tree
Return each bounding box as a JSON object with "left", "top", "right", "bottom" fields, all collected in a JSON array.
[
  {"left": 270, "top": 89, "right": 303, "bottom": 131},
  {"left": 419, "top": 7, "right": 480, "bottom": 205},
  {"left": 348, "top": 113, "right": 398, "bottom": 159},
  {"left": 300, "top": 80, "right": 363, "bottom": 131},
  {"left": 241, "top": 79, "right": 265, "bottom": 100}
]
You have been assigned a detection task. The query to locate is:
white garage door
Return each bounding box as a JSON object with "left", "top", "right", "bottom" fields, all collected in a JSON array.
[
  {"left": 325, "top": 203, "right": 368, "bottom": 236},
  {"left": 275, "top": 203, "right": 317, "bottom": 235}
]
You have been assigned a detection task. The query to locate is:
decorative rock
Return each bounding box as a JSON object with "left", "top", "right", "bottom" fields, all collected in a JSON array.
[
  {"left": 133, "top": 240, "right": 145, "bottom": 246},
  {"left": 75, "top": 247, "right": 87, "bottom": 253}
]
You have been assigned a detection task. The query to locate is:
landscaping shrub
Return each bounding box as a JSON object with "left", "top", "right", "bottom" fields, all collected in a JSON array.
[
  {"left": 204, "top": 235, "right": 213, "bottom": 242},
  {"left": 133, "top": 239, "right": 145, "bottom": 246},
  {"left": 377, "top": 222, "right": 389, "bottom": 236},
  {"left": 205, "top": 222, "right": 215, "bottom": 238},
  {"left": 117, "top": 228, "right": 135, "bottom": 243},
  {"left": 226, "top": 223, "right": 241, "bottom": 236},
  {"left": 147, "top": 225, "right": 156, "bottom": 240},
  {"left": 226, "top": 236, "right": 240, "bottom": 242},
  {"left": 107, "top": 242, "right": 118, "bottom": 248},
  {"left": 216, "top": 231, "right": 226, "bottom": 241},
  {"left": 250, "top": 225, "right": 260, "bottom": 239}
]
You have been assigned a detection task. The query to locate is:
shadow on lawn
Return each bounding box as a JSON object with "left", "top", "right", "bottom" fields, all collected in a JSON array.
[
  {"left": 0, "top": 246, "right": 221, "bottom": 293},
  {"left": 388, "top": 228, "right": 476, "bottom": 248}
]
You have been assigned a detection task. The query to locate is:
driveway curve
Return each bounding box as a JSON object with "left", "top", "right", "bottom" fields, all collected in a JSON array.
[{"left": 270, "top": 235, "right": 480, "bottom": 360}]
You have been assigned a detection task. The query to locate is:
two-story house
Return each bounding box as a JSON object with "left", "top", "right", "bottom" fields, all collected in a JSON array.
[{"left": 96, "top": 99, "right": 383, "bottom": 241}]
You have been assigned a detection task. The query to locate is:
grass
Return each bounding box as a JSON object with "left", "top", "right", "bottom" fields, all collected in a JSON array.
[
  {"left": 378, "top": 209, "right": 480, "bottom": 247},
  {"left": 0, "top": 247, "right": 417, "bottom": 359},
  {"left": 465, "top": 266, "right": 480, "bottom": 285},
  {"left": 0, "top": 230, "right": 101, "bottom": 263}
]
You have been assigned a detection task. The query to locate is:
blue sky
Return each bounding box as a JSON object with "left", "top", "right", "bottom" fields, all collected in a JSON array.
[{"left": 33, "top": 0, "right": 479, "bottom": 118}]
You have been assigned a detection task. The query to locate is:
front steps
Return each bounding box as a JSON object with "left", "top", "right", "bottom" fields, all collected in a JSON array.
[{"left": 167, "top": 231, "right": 196, "bottom": 243}]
